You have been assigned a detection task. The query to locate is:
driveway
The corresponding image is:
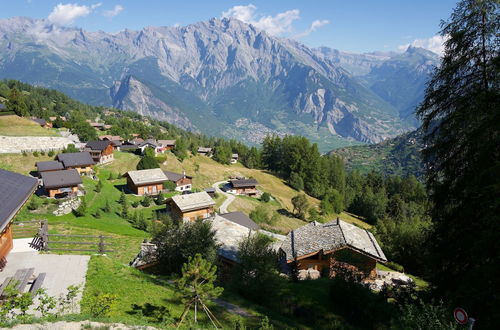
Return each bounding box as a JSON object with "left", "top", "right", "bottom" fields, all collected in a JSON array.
[
  {"left": 1, "top": 239, "right": 90, "bottom": 314},
  {"left": 212, "top": 181, "right": 234, "bottom": 213}
]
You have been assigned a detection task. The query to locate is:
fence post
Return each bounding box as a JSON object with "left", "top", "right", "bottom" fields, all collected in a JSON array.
[
  {"left": 40, "top": 220, "right": 48, "bottom": 251},
  {"left": 98, "top": 235, "right": 105, "bottom": 254}
]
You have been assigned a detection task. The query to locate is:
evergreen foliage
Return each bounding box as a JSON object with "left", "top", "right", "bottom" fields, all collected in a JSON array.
[
  {"left": 153, "top": 219, "right": 218, "bottom": 275},
  {"left": 416, "top": 0, "right": 500, "bottom": 325},
  {"left": 136, "top": 147, "right": 160, "bottom": 170}
]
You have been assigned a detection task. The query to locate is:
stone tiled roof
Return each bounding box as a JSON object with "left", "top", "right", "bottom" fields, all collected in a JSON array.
[
  {"left": 170, "top": 191, "right": 215, "bottom": 212},
  {"left": 41, "top": 169, "right": 82, "bottom": 189},
  {"left": 56, "top": 152, "right": 95, "bottom": 168},
  {"left": 197, "top": 147, "right": 212, "bottom": 153},
  {"left": 280, "top": 219, "right": 387, "bottom": 262},
  {"left": 163, "top": 170, "right": 192, "bottom": 182},
  {"left": 85, "top": 140, "right": 112, "bottom": 151},
  {"left": 158, "top": 140, "right": 176, "bottom": 146},
  {"left": 125, "top": 168, "right": 168, "bottom": 185},
  {"left": 0, "top": 169, "right": 38, "bottom": 232},
  {"left": 230, "top": 178, "right": 258, "bottom": 188},
  {"left": 32, "top": 118, "right": 47, "bottom": 126},
  {"left": 36, "top": 160, "right": 64, "bottom": 172}
]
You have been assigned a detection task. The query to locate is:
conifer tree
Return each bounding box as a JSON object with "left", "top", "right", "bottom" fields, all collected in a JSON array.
[{"left": 417, "top": 0, "right": 499, "bottom": 326}]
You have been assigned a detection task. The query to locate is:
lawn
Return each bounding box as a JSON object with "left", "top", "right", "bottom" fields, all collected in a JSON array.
[
  {"left": 0, "top": 153, "right": 54, "bottom": 175},
  {"left": 0, "top": 115, "right": 60, "bottom": 136}
]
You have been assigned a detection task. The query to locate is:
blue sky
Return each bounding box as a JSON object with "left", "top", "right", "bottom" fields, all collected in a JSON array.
[{"left": 0, "top": 0, "right": 458, "bottom": 53}]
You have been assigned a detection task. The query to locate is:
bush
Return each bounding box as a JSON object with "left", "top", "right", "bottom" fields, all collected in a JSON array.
[
  {"left": 47, "top": 150, "right": 55, "bottom": 157},
  {"left": 22, "top": 151, "right": 27, "bottom": 157},
  {"left": 33, "top": 151, "right": 39, "bottom": 157},
  {"left": 250, "top": 206, "right": 270, "bottom": 224},
  {"left": 141, "top": 196, "right": 153, "bottom": 207},
  {"left": 163, "top": 180, "right": 177, "bottom": 191},
  {"left": 73, "top": 197, "right": 87, "bottom": 217},
  {"left": 261, "top": 192, "right": 271, "bottom": 203},
  {"left": 155, "top": 193, "right": 165, "bottom": 205},
  {"left": 27, "top": 197, "right": 40, "bottom": 211},
  {"left": 131, "top": 201, "right": 140, "bottom": 208},
  {"left": 40, "top": 150, "right": 45, "bottom": 156},
  {"left": 395, "top": 300, "right": 457, "bottom": 330},
  {"left": 84, "top": 293, "right": 117, "bottom": 318}
]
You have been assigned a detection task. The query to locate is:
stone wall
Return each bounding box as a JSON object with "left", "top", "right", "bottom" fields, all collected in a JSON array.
[{"left": 0, "top": 136, "right": 75, "bottom": 153}]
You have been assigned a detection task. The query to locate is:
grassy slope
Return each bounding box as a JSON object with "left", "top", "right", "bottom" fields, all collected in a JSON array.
[
  {"left": 4, "top": 150, "right": 374, "bottom": 328},
  {"left": 0, "top": 115, "right": 60, "bottom": 136}
]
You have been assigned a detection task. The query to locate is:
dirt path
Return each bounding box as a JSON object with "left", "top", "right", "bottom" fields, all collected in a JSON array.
[{"left": 212, "top": 180, "right": 234, "bottom": 213}]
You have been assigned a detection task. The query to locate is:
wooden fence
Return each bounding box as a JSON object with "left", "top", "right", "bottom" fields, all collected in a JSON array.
[
  {"left": 29, "top": 220, "right": 114, "bottom": 254},
  {"left": 12, "top": 220, "right": 43, "bottom": 238}
]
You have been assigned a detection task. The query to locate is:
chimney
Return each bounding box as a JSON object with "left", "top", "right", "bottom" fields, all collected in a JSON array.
[{"left": 183, "top": 170, "right": 186, "bottom": 178}]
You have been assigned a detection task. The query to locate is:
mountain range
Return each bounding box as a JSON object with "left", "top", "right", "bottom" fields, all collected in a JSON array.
[{"left": 0, "top": 16, "right": 439, "bottom": 150}]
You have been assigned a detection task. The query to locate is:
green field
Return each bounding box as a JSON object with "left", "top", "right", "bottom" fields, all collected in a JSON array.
[
  {"left": 0, "top": 115, "right": 60, "bottom": 136},
  {"left": 6, "top": 150, "right": 377, "bottom": 328}
]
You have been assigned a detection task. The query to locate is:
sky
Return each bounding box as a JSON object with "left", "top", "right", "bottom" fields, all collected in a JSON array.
[{"left": 0, "top": 0, "right": 459, "bottom": 54}]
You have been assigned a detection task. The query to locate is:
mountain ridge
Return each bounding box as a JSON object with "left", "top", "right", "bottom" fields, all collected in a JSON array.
[{"left": 0, "top": 16, "right": 439, "bottom": 150}]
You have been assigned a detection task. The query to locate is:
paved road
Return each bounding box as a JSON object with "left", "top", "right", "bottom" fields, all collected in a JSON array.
[{"left": 212, "top": 181, "right": 235, "bottom": 213}]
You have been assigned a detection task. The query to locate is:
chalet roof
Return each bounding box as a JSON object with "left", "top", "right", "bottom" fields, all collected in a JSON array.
[
  {"left": 230, "top": 178, "right": 258, "bottom": 188},
  {"left": 163, "top": 170, "right": 192, "bottom": 182},
  {"left": 204, "top": 187, "right": 216, "bottom": 193},
  {"left": 170, "top": 191, "right": 215, "bottom": 212},
  {"left": 0, "top": 169, "right": 38, "bottom": 232},
  {"left": 41, "top": 169, "right": 82, "bottom": 189},
  {"left": 32, "top": 118, "right": 47, "bottom": 126},
  {"left": 280, "top": 219, "right": 387, "bottom": 262},
  {"left": 36, "top": 160, "right": 64, "bottom": 172},
  {"left": 120, "top": 144, "right": 138, "bottom": 151},
  {"left": 139, "top": 139, "right": 160, "bottom": 148},
  {"left": 85, "top": 140, "right": 113, "bottom": 151},
  {"left": 210, "top": 214, "right": 253, "bottom": 263},
  {"left": 125, "top": 168, "right": 168, "bottom": 186},
  {"left": 197, "top": 147, "right": 212, "bottom": 153},
  {"left": 56, "top": 152, "right": 95, "bottom": 168},
  {"left": 220, "top": 212, "right": 259, "bottom": 231},
  {"left": 99, "top": 135, "right": 122, "bottom": 141},
  {"left": 158, "top": 139, "right": 176, "bottom": 146}
]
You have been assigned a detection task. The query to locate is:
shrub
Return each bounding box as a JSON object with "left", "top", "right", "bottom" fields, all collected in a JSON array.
[
  {"left": 47, "top": 150, "right": 55, "bottom": 157},
  {"left": 40, "top": 150, "right": 45, "bottom": 156},
  {"left": 155, "top": 193, "right": 165, "bottom": 205},
  {"left": 33, "top": 151, "right": 39, "bottom": 157},
  {"left": 85, "top": 293, "right": 117, "bottom": 318},
  {"left": 141, "top": 196, "right": 153, "bottom": 207},
  {"left": 131, "top": 201, "right": 140, "bottom": 208},
  {"left": 250, "top": 206, "right": 270, "bottom": 224},
  {"left": 22, "top": 151, "right": 27, "bottom": 157},
  {"left": 95, "top": 180, "right": 103, "bottom": 193},
  {"left": 27, "top": 197, "right": 40, "bottom": 211},
  {"left": 261, "top": 192, "right": 271, "bottom": 203},
  {"left": 163, "top": 180, "right": 177, "bottom": 191},
  {"left": 73, "top": 197, "right": 87, "bottom": 217}
]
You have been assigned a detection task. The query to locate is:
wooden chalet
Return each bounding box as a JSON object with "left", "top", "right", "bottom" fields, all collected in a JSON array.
[
  {"left": 168, "top": 191, "right": 215, "bottom": 222},
  {"left": 138, "top": 139, "right": 162, "bottom": 155},
  {"left": 163, "top": 170, "right": 192, "bottom": 192},
  {"left": 0, "top": 169, "right": 38, "bottom": 267},
  {"left": 56, "top": 152, "right": 95, "bottom": 175},
  {"left": 197, "top": 147, "right": 212, "bottom": 157},
  {"left": 90, "top": 122, "right": 105, "bottom": 131},
  {"left": 84, "top": 140, "right": 114, "bottom": 164},
  {"left": 279, "top": 219, "right": 387, "bottom": 280},
  {"left": 158, "top": 140, "right": 176, "bottom": 152},
  {"left": 41, "top": 169, "right": 82, "bottom": 198},
  {"left": 35, "top": 160, "right": 64, "bottom": 177},
  {"left": 228, "top": 178, "right": 259, "bottom": 196},
  {"left": 124, "top": 168, "right": 168, "bottom": 196},
  {"left": 98, "top": 135, "right": 123, "bottom": 150}
]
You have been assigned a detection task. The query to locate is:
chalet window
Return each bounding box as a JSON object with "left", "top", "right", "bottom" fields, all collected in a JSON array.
[{"left": 152, "top": 185, "right": 157, "bottom": 193}]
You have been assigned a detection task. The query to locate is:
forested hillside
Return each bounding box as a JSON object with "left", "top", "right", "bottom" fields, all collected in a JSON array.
[{"left": 330, "top": 130, "right": 424, "bottom": 178}]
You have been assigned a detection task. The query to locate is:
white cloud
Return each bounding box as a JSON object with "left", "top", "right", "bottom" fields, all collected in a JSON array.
[
  {"left": 103, "top": 4, "right": 124, "bottom": 18},
  {"left": 47, "top": 3, "right": 101, "bottom": 25},
  {"left": 294, "top": 19, "right": 329, "bottom": 38},
  {"left": 398, "top": 35, "right": 447, "bottom": 55},
  {"left": 222, "top": 4, "right": 300, "bottom": 36}
]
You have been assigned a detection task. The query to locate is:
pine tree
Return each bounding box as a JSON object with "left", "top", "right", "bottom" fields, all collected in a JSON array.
[
  {"left": 176, "top": 254, "right": 223, "bottom": 326},
  {"left": 417, "top": 1, "right": 499, "bottom": 326},
  {"left": 6, "top": 87, "right": 28, "bottom": 117},
  {"left": 95, "top": 180, "right": 103, "bottom": 193}
]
